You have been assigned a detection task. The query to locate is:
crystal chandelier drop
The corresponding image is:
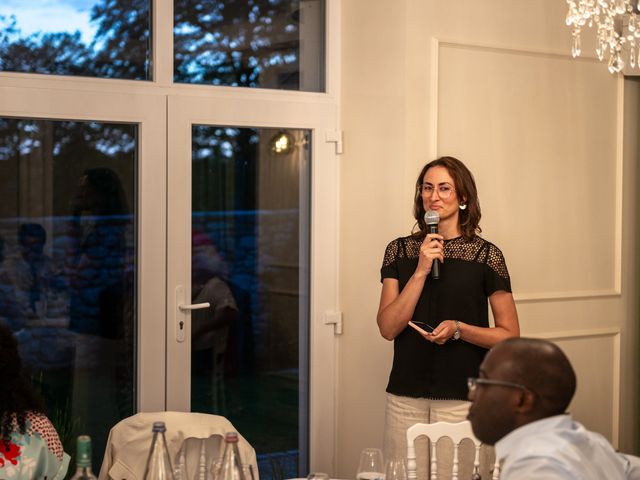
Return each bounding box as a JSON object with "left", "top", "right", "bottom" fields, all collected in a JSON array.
[{"left": 566, "top": 0, "right": 640, "bottom": 73}]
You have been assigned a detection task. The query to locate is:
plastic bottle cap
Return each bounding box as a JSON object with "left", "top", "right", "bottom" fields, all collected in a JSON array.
[
  {"left": 152, "top": 421, "right": 167, "bottom": 433},
  {"left": 224, "top": 431, "right": 239, "bottom": 443}
]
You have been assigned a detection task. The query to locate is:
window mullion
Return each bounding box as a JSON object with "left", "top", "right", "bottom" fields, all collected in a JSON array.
[{"left": 153, "top": 0, "right": 174, "bottom": 86}]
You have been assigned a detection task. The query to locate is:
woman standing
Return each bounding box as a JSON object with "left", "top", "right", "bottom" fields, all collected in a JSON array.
[{"left": 377, "top": 156, "right": 519, "bottom": 474}]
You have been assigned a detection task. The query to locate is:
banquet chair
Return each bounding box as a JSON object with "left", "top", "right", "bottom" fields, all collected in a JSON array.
[
  {"left": 98, "top": 411, "right": 258, "bottom": 480},
  {"left": 406, "top": 421, "right": 499, "bottom": 480}
]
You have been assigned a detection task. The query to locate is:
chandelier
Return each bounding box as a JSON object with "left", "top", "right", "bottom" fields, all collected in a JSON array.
[{"left": 566, "top": 0, "right": 640, "bottom": 73}]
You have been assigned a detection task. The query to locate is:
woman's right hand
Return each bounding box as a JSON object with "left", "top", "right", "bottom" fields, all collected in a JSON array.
[
  {"left": 416, "top": 233, "right": 444, "bottom": 277},
  {"left": 377, "top": 234, "right": 444, "bottom": 340}
]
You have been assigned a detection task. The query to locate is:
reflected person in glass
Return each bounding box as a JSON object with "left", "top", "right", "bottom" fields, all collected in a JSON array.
[
  {"left": 376, "top": 156, "right": 520, "bottom": 479},
  {"left": 67, "top": 167, "right": 134, "bottom": 464},
  {"left": 190, "top": 229, "right": 238, "bottom": 410},
  {"left": 68, "top": 167, "right": 131, "bottom": 339},
  {"left": 0, "top": 234, "right": 22, "bottom": 328},
  {"left": 0, "top": 224, "right": 54, "bottom": 328}
]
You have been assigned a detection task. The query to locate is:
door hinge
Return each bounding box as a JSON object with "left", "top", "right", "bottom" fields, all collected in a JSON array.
[
  {"left": 325, "top": 130, "right": 344, "bottom": 155},
  {"left": 324, "top": 310, "right": 343, "bottom": 335}
]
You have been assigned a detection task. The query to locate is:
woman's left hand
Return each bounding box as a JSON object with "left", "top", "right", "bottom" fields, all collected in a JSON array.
[{"left": 427, "top": 320, "right": 458, "bottom": 345}]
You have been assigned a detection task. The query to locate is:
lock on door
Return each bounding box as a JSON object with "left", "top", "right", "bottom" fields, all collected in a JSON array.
[{"left": 174, "top": 285, "right": 210, "bottom": 342}]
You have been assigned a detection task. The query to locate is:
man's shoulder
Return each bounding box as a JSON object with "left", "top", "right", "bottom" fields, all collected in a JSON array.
[
  {"left": 500, "top": 418, "right": 628, "bottom": 480},
  {"left": 503, "top": 451, "right": 627, "bottom": 480}
]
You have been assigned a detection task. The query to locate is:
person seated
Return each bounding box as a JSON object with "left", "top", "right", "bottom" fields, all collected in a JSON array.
[
  {"left": 0, "top": 323, "right": 70, "bottom": 479},
  {"left": 0, "top": 224, "right": 54, "bottom": 329},
  {"left": 467, "top": 337, "right": 638, "bottom": 479},
  {"left": 0, "top": 235, "right": 22, "bottom": 327}
]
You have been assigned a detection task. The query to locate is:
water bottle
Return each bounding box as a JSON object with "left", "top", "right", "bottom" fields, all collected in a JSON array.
[
  {"left": 218, "top": 432, "right": 247, "bottom": 480},
  {"left": 196, "top": 438, "right": 212, "bottom": 480},
  {"left": 70, "top": 435, "right": 98, "bottom": 480},
  {"left": 173, "top": 444, "right": 187, "bottom": 480},
  {"left": 143, "top": 421, "right": 175, "bottom": 480}
]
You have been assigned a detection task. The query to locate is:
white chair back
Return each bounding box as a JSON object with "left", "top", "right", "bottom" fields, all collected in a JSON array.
[
  {"left": 98, "top": 411, "right": 258, "bottom": 480},
  {"left": 406, "top": 421, "right": 499, "bottom": 480}
]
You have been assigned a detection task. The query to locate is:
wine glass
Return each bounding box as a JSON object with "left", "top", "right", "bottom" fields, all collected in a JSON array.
[
  {"left": 356, "top": 448, "right": 385, "bottom": 480},
  {"left": 384, "top": 458, "right": 407, "bottom": 480}
]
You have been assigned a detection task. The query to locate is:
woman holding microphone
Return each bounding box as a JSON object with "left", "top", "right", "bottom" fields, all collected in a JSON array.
[{"left": 377, "top": 156, "right": 519, "bottom": 476}]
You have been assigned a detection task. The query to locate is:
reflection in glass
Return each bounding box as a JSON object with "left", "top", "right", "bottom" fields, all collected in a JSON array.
[
  {"left": 174, "top": 0, "right": 325, "bottom": 91},
  {"left": 190, "top": 126, "right": 310, "bottom": 479},
  {"left": 0, "top": 0, "right": 151, "bottom": 80},
  {"left": 0, "top": 117, "right": 137, "bottom": 472}
]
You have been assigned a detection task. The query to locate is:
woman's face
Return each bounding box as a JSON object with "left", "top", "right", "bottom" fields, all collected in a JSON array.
[
  {"left": 421, "top": 165, "right": 462, "bottom": 223},
  {"left": 75, "top": 175, "right": 99, "bottom": 212}
]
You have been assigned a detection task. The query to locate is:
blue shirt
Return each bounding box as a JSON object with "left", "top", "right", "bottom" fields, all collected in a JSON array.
[{"left": 495, "top": 415, "right": 631, "bottom": 479}]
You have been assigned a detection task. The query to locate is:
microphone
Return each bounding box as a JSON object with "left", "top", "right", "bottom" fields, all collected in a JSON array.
[{"left": 424, "top": 210, "right": 440, "bottom": 280}]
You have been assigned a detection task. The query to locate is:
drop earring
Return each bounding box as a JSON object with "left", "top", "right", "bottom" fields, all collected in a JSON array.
[{"left": 459, "top": 203, "right": 467, "bottom": 210}]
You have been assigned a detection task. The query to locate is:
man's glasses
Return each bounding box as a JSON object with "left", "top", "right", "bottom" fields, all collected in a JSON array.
[
  {"left": 467, "top": 377, "right": 532, "bottom": 394},
  {"left": 419, "top": 183, "right": 454, "bottom": 199}
]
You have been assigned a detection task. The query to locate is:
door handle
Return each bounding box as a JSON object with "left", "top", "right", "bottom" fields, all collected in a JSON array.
[
  {"left": 174, "top": 285, "right": 210, "bottom": 343},
  {"left": 178, "top": 302, "right": 210, "bottom": 311}
]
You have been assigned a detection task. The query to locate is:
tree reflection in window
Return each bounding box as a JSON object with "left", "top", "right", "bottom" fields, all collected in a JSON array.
[
  {"left": 0, "top": 0, "right": 325, "bottom": 90},
  {"left": 0, "top": 0, "right": 151, "bottom": 80},
  {"left": 174, "top": 0, "right": 325, "bottom": 90}
]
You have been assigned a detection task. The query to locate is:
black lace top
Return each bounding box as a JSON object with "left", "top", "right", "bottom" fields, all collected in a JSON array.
[{"left": 380, "top": 234, "right": 512, "bottom": 399}]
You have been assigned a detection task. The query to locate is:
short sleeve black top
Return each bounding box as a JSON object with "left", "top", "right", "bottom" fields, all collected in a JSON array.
[{"left": 380, "top": 234, "right": 512, "bottom": 400}]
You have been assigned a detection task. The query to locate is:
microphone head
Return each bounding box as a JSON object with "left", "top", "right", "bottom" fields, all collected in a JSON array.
[{"left": 424, "top": 210, "right": 440, "bottom": 225}]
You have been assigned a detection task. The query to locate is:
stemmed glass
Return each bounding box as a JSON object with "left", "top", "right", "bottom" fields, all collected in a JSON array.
[
  {"left": 384, "top": 458, "right": 407, "bottom": 480},
  {"left": 356, "top": 448, "right": 385, "bottom": 480}
]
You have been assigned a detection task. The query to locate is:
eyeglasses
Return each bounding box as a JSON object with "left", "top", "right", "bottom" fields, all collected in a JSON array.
[
  {"left": 419, "top": 183, "right": 454, "bottom": 199},
  {"left": 467, "top": 377, "right": 532, "bottom": 394}
]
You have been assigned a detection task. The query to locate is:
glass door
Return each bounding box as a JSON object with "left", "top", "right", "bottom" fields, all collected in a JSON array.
[
  {"left": 167, "top": 94, "right": 339, "bottom": 479},
  {"left": 189, "top": 125, "right": 311, "bottom": 479},
  {"left": 0, "top": 86, "right": 167, "bottom": 470}
]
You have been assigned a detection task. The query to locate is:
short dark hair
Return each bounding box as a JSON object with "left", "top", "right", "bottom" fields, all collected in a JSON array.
[
  {"left": 413, "top": 156, "right": 481, "bottom": 241},
  {"left": 18, "top": 223, "right": 46, "bottom": 247},
  {"left": 501, "top": 337, "right": 577, "bottom": 416}
]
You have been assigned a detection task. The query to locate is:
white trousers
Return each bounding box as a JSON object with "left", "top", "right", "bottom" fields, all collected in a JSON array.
[{"left": 382, "top": 393, "right": 494, "bottom": 480}]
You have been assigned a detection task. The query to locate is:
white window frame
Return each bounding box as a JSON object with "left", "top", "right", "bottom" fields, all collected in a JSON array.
[{"left": 0, "top": 0, "right": 341, "bottom": 473}]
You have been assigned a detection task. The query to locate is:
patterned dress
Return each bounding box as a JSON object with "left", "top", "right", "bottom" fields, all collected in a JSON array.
[{"left": 0, "top": 412, "right": 70, "bottom": 480}]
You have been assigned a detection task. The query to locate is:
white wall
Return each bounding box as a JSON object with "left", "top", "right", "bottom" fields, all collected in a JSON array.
[{"left": 338, "top": 1, "right": 640, "bottom": 476}]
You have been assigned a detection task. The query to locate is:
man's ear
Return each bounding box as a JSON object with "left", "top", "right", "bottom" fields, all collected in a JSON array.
[{"left": 514, "top": 389, "right": 536, "bottom": 414}]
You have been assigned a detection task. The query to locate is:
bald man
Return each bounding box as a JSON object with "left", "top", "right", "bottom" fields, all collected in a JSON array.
[{"left": 467, "top": 337, "right": 636, "bottom": 479}]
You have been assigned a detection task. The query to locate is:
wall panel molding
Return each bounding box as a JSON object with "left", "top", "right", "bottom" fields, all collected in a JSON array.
[
  {"left": 531, "top": 328, "right": 620, "bottom": 447},
  {"left": 429, "top": 38, "right": 623, "bottom": 302}
]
